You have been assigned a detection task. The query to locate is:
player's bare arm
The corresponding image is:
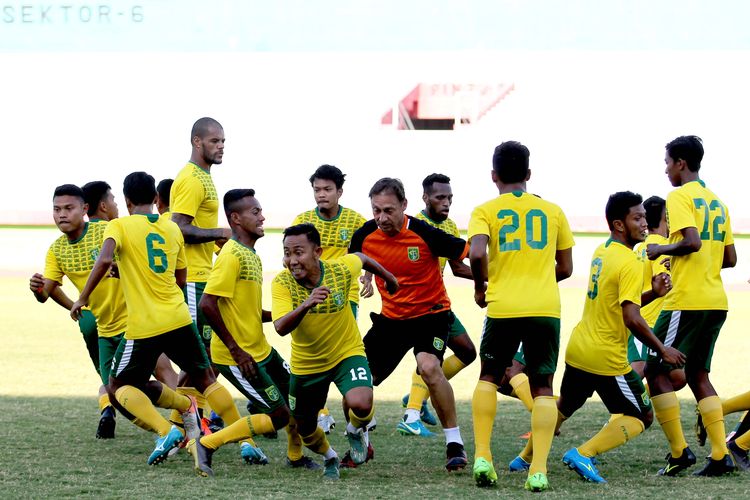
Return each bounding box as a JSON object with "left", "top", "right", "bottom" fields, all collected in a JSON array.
[
  {"left": 722, "top": 244, "right": 737, "bottom": 269},
  {"left": 69, "top": 238, "right": 116, "bottom": 320},
  {"left": 469, "top": 234, "right": 489, "bottom": 308},
  {"left": 262, "top": 310, "right": 272, "bottom": 322},
  {"left": 640, "top": 272, "right": 672, "bottom": 307},
  {"left": 200, "top": 292, "right": 258, "bottom": 379},
  {"left": 175, "top": 267, "right": 187, "bottom": 289},
  {"left": 555, "top": 248, "right": 574, "bottom": 282},
  {"left": 171, "top": 212, "right": 231, "bottom": 244},
  {"left": 448, "top": 258, "right": 473, "bottom": 280},
  {"left": 352, "top": 252, "right": 399, "bottom": 294},
  {"left": 273, "top": 286, "right": 330, "bottom": 335},
  {"left": 622, "top": 301, "right": 685, "bottom": 366},
  {"left": 647, "top": 226, "right": 701, "bottom": 259}
]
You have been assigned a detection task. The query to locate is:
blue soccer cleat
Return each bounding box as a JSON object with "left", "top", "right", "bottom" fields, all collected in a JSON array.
[
  {"left": 509, "top": 455, "right": 531, "bottom": 472},
  {"left": 240, "top": 442, "right": 269, "bottom": 465},
  {"left": 562, "top": 448, "right": 606, "bottom": 483},
  {"left": 148, "top": 425, "right": 185, "bottom": 465},
  {"left": 396, "top": 419, "right": 435, "bottom": 437}
]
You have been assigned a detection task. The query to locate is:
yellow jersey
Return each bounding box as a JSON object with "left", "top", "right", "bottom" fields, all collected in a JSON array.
[
  {"left": 468, "top": 191, "right": 574, "bottom": 319},
  {"left": 103, "top": 214, "right": 193, "bottom": 339},
  {"left": 170, "top": 162, "right": 220, "bottom": 283},
  {"left": 205, "top": 239, "right": 272, "bottom": 365},
  {"left": 44, "top": 221, "right": 127, "bottom": 337},
  {"left": 415, "top": 211, "right": 460, "bottom": 272},
  {"left": 663, "top": 180, "right": 733, "bottom": 311},
  {"left": 566, "top": 239, "right": 643, "bottom": 376},
  {"left": 272, "top": 254, "right": 365, "bottom": 375},
  {"left": 634, "top": 233, "right": 669, "bottom": 327}
]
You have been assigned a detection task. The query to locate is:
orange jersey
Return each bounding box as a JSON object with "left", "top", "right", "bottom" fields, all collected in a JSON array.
[{"left": 349, "top": 216, "right": 468, "bottom": 319}]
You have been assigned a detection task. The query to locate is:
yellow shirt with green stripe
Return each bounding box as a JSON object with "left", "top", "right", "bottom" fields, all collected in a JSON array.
[
  {"left": 634, "top": 233, "right": 669, "bottom": 327},
  {"left": 103, "top": 214, "right": 193, "bottom": 339},
  {"left": 44, "top": 221, "right": 127, "bottom": 337},
  {"left": 468, "top": 191, "right": 574, "bottom": 319},
  {"left": 415, "top": 210, "right": 460, "bottom": 271},
  {"left": 663, "top": 180, "right": 733, "bottom": 311},
  {"left": 293, "top": 206, "right": 367, "bottom": 304},
  {"left": 205, "top": 239, "right": 272, "bottom": 365},
  {"left": 271, "top": 254, "right": 365, "bottom": 375},
  {"left": 566, "top": 239, "right": 642, "bottom": 376},
  {"left": 170, "top": 162, "right": 220, "bottom": 283}
]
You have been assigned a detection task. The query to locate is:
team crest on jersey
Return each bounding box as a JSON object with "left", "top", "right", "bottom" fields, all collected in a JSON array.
[
  {"left": 339, "top": 228, "right": 349, "bottom": 241},
  {"left": 332, "top": 291, "right": 345, "bottom": 307},
  {"left": 288, "top": 395, "right": 296, "bottom": 411},
  {"left": 265, "top": 386, "right": 281, "bottom": 402},
  {"left": 433, "top": 337, "right": 445, "bottom": 351},
  {"left": 407, "top": 247, "right": 420, "bottom": 261},
  {"left": 202, "top": 325, "right": 212, "bottom": 340},
  {"left": 641, "top": 391, "right": 650, "bottom": 407},
  {"left": 90, "top": 248, "right": 100, "bottom": 261}
]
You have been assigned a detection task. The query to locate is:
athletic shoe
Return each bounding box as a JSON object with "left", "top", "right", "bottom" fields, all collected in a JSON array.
[
  {"left": 695, "top": 406, "right": 707, "bottom": 447},
  {"left": 525, "top": 472, "right": 549, "bottom": 492},
  {"left": 199, "top": 417, "right": 213, "bottom": 436},
  {"left": 562, "top": 448, "right": 606, "bottom": 483},
  {"left": 187, "top": 437, "right": 214, "bottom": 477},
  {"left": 240, "top": 442, "right": 269, "bottom": 465},
  {"left": 148, "top": 425, "right": 184, "bottom": 465},
  {"left": 318, "top": 413, "right": 336, "bottom": 434},
  {"left": 446, "top": 442, "right": 468, "bottom": 471},
  {"left": 287, "top": 455, "right": 322, "bottom": 470},
  {"left": 181, "top": 396, "right": 201, "bottom": 440},
  {"left": 396, "top": 419, "right": 435, "bottom": 437},
  {"left": 473, "top": 457, "right": 497, "bottom": 487},
  {"left": 692, "top": 454, "right": 736, "bottom": 476},
  {"left": 340, "top": 442, "right": 374, "bottom": 469},
  {"left": 96, "top": 406, "right": 116, "bottom": 439},
  {"left": 656, "top": 446, "right": 696, "bottom": 476},
  {"left": 346, "top": 428, "right": 368, "bottom": 465},
  {"left": 728, "top": 441, "right": 750, "bottom": 471},
  {"left": 366, "top": 417, "right": 377, "bottom": 432},
  {"left": 401, "top": 394, "right": 438, "bottom": 426},
  {"left": 323, "top": 456, "right": 340, "bottom": 481},
  {"left": 509, "top": 455, "right": 531, "bottom": 472}
]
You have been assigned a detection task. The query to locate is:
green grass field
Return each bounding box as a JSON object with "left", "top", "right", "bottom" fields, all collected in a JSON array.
[{"left": 3, "top": 229, "right": 750, "bottom": 497}]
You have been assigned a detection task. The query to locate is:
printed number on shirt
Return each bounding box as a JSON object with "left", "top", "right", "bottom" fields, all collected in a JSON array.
[
  {"left": 693, "top": 198, "right": 726, "bottom": 242},
  {"left": 587, "top": 257, "right": 603, "bottom": 300},
  {"left": 146, "top": 233, "right": 168, "bottom": 273},
  {"left": 497, "top": 209, "right": 548, "bottom": 252}
]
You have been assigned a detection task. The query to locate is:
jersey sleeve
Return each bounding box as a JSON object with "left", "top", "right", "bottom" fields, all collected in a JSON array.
[
  {"left": 467, "top": 205, "right": 491, "bottom": 240},
  {"left": 170, "top": 175, "right": 204, "bottom": 219},
  {"left": 292, "top": 213, "right": 304, "bottom": 226},
  {"left": 271, "top": 276, "right": 294, "bottom": 321},
  {"left": 341, "top": 253, "right": 364, "bottom": 278},
  {"left": 556, "top": 209, "right": 575, "bottom": 250},
  {"left": 619, "top": 258, "right": 643, "bottom": 307},
  {"left": 43, "top": 245, "right": 64, "bottom": 284},
  {"left": 102, "top": 219, "right": 123, "bottom": 251},
  {"left": 204, "top": 249, "right": 238, "bottom": 298},
  {"left": 666, "top": 190, "right": 696, "bottom": 233},
  {"left": 412, "top": 218, "right": 468, "bottom": 260}
]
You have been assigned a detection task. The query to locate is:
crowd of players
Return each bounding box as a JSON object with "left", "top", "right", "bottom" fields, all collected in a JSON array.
[{"left": 30, "top": 117, "right": 750, "bottom": 491}]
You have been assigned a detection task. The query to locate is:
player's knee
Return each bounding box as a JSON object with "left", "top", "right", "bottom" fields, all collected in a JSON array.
[
  {"left": 418, "top": 359, "right": 443, "bottom": 384},
  {"left": 669, "top": 369, "right": 687, "bottom": 391},
  {"left": 457, "top": 346, "right": 477, "bottom": 365},
  {"left": 270, "top": 406, "right": 290, "bottom": 430}
]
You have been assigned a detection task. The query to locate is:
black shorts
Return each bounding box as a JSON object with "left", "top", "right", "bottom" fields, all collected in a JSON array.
[
  {"left": 559, "top": 364, "right": 651, "bottom": 420},
  {"left": 363, "top": 311, "right": 450, "bottom": 385}
]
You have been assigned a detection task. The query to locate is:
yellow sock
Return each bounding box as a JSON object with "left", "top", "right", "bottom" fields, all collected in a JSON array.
[
  {"left": 722, "top": 390, "right": 750, "bottom": 416},
  {"left": 115, "top": 385, "right": 171, "bottom": 436},
  {"left": 509, "top": 373, "right": 534, "bottom": 412},
  {"left": 529, "top": 396, "right": 557, "bottom": 475},
  {"left": 698, "top": 396, "right": 729, "bottom": 460},
  {"left": 98, "top": 394, "right": 111, "bottom": 412},
  {"left": 239, "top": 437, "right": 258, "bottom": 447},
  {"left": 349, "top": 405, "right": 375, "bottom": 429},
  {"left": 203, "top": 381, "right": 241, "bottom": 426},
  {"left": 442, "top": 355, "right": 466, "bottom": 380},
  {"left": 302, "top": 427, "right": 331, "bottom": 456},
  {"left": 155, "top": 384, "right": 191, "bottom": 412},
  {"left": 407, "top": 371, "right": 429, "bottom": 411},
  {"left": 608, "top": 413, "right": 624, "bottom": 423},
  {"left": 472, "top": 380, "right": 498, "bottom": 462},
  {"left": 286, "top": 416, "right": 304, "bottom": 461},
  {"left": 318, "top": 407, "right": 330, "bottom": 417},
  {"left": 652, "top": 392, "right": 688, "bottom": 458},
  {"left": 200, "top": 414, "right": 273, "bottom": 450},
  {"left": 734, "top": 429, "right": 750, "bottom": 451},
  {"left": 169, "top": 387, "right": 190, "bottom": 426},
  {"left": 519, "top": 435, "right": 534, "bottom": 463},
  {"left": 578, "top": 415, "right": 645, "bottom": 457},
  {"left": 181, "top": 387, "right": 208, "bottom": 415}
]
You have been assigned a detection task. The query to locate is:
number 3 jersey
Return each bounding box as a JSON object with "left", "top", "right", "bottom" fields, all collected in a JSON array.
[
  {"left": 468, "top": 191, "right": 574, "bottom": 319},
  {"left": 103, "top": 214, "right": 193, "bottom": 339},
  {"left": 664, "top": 180, "right": 733, "bottom": 311}
]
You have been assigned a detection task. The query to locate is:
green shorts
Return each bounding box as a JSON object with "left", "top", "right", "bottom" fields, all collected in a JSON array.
[
  {"left": 184, "top": 281, "right": 212, "bottom": 347},
  {"left": 513, "top": 342, "right": 526, "bottom": 365},
  {"left": 480, "top": 317, "right": 559, "bottom": 376},
  {"left": 647, "top": 310, "right": 727, "bottom": 373},
  {"left": 289, "top": 355, "right": 371, "bottom": 420},
  {"left": 216, "top": 348, "right": 290, "bottom": 414},
  {"left": 627, "top": 332, "right": 649, "bottom": 363},
  {"left": 111, "top": 323, "right": 210, "bottom": 386},
  {"left": 559, "top": 365, "right": 651, "bottom": 419},
  {"left": 78, "top": 309, "right": 100, "bottom": 374},
  {"left": 98, "top": 333, "right": 124, "bottom": 385},
  {"left": 447, "top": 311, "right": 468, "bottom": 339}
]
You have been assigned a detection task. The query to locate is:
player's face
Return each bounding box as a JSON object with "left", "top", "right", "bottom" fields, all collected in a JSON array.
[
  {"left": 103, "top": 189, "right": 119, "bottom": 219},
  {"left": 423, "top": 182, "right": 452, "bottom": 221},
  {"left": 312, "top": 178, "right": 342, "bottom": 212},
  {"left": 198, "top": 126, "right": 225, "bottom": 166},
  {"left": 664, "top": 152, "right": 682, "bottom": 187},
  {"left": 624, "top": 204, "right": 648, "bottom": 245},
  {"left": 371, "top": 192, "right": 407, "bottom": 236},
  {"left": 237, "top": 196, "right": 265, "bottom": 238},
  {"left": 52, "top": 195, "right": 86, "bottom": 235},
  {"left": 283, "top": 234, "right": 320, "bottom": 281}
]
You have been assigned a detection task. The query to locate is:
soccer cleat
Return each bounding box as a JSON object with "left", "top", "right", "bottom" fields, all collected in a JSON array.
[
  {"left": 695, "top": 406, "right": 707, "bottom": 447},
  {"left": 323, "top": 456, "right": 340, "bottom": 481},
  {"left": 340, "top": 442, "right": 375, "bottom": 469},
  {"left": 180, "top": 396, "right": 202, "bottom": 440},
  {"left": 240, "top": 442, "right": 269, "bottom": 465},
  {"left": 562, "top": 448, "right": 606, "bottom": 483},
  {"left": 692, "top": 454, "right": 737, "bottom": 476},
  {"left": 208, "top": 410, "right": 224, "bottom": 434},
  {"left": 287, "top": 455, "right": 322, "bottom": 470},
  {"left": 728, "top": 441, "right": 750, "bottom": 471},
  {"left": 366, "top": 417, "right": 377, "bottom": 432},
  {"left": 525, "top": 472, "right": 549, "bottom": 492},
  {"left": 656, "top": 446, "right": 696, "bottom": 476},
  {"left": 148, "top": 425, "right": 185, "bottom": 465},
  {"left": 346, "top": 428, "right": 368, "bottom": 465},
  {"left": 397, "top": 419, "right": 435, "bottom": 437},
  {"left": 473, "top": 457, "right": 498, "bottom": 487},
  {"left": 401, "top": 394, "right": 438, "bottom": 426},
  {"left": 445, "top": 442, "right": 468, "bottom": 471},
  {"left": 509, "top": 455, "right": 531, "bottom": 472},
  {"left": 96, "top": 406, "right": 116, "bottom": 439},
  {"left": 200, "top": 417, "right": 213, "bottom": 436},
  {"left": 187, "top": 437, "right": 215, "bottom": 477},
  {"left": 318, "top": 413, "right": 336, "bottom": 434}
]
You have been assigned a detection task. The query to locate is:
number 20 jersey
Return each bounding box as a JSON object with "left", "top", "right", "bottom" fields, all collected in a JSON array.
[{"left": 468, "top": 191, "right": 574, "bottom": 319}]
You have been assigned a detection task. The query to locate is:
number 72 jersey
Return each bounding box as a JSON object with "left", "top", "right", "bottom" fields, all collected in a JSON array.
[{"left": 468, "top": 191, "right": 574, "bottom": 319}]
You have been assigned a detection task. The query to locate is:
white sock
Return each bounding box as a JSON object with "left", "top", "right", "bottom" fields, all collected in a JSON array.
[
  {"left": 443, "top": 426, "right": 463, "bottom": 445},
  {"left": 404, "top": 408, "right": 420, "bottom": 423},
  {"left": 346, "top": 422, "right": 358, "bottom": 434},
  {"left": 363, "top": 429, "right": 370, "bottom": 446},
  {"left": 324, "top": 447, "right": 337, "bottom": 460}
]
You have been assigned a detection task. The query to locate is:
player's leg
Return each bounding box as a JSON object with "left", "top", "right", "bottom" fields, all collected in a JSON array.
[
  {"left": 78, "top": 310, "right": 111, "bottom": 438},
  {"left": 154, "top": 354, "right": 178, "bottom": 390},
  {"left": 96, "top": 333, "right": 124, "bottom": 439},
  {"left": 363, "top": 312, "right": 412, "bottom": 387},
  {"left": 335, "top": 356, "right": 374, "bottom": 467}
]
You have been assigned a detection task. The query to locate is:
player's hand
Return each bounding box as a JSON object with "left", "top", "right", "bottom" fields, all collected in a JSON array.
[
  {"left": 232, "top": 348, "right": 259, "bottom": 380},
  {"left": 304, "top": 287, "right": 330, "bottom": 309},
  {"left": 70, "top": 298, "right": 87, "bottom": 321},
  {"left": 29, "top": 273, "right": 45, "bottom": 295},
  {"left": 660, "top": 257, "right": 671, "bottom": 271},
  {"left": 359, "top": 274, "right": 374, "bottom": 298},
  {"left": 108, "top": 263, "right": 120, "bottom": 279},
  {"left": 646, "top": 244, "right": 662, "bottom": 260},
  {"left": 651, "top": 272, "right": 672, "bottom": 297},
  {"left": 659, "top": 345, "right": 686, "bottom": 367},
  {"left": 474, "top": 284, "right": 487, "bottom": 308},
  {"left": 383, "top": 273, "right": 399, "bottom": 295}
]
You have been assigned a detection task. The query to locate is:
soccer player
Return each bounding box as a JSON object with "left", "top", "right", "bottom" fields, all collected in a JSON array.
[
  {"left": 646, "top": 135, "right": 737, "bottom": 476},
  {"left": 292, "top": 164, "right": 368, "bottom": 434},
  {"left": 398, "top": 173, "right": 477, "bottom": 435},
  {"left": 272, "top": 223, "right": 398, "bottom": 480},
  {"left": 468, "top": 141, "right": 574, "bottom": 491},
  {"left": 156, "top": 178, "right": 174, "bottom": 216},
  {"left": 70, "top": 172, "right": 244, "bottom": 465},
  {"left": 349, "top": 177, "right": 470, "bottom": 471}
]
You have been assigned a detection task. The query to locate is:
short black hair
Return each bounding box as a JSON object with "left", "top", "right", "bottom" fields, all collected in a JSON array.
[
  {"left": 223, "top": 188, "right": 256, "bottom": 218},
  {"left": 422, "top": 173, "right": 451, "bottom": 194},
  {"left": 156, "top": 179, "right": 173, "bottom": 206},
  {"left": 643, "top": 195, "right": 666, "bottom": 230},
  {"left": 191, "top": 117, "right": 223, "bottom": 143},
  {"left": 53, "top": 184, "right": 85, "bottom": 203},
  {"left": 605, "top": 191, "right": 643, "bottom": 231},
  {"left": 368, "top": 177, "right": 406, "bottom": 203},
  {"left": 123, "top": 172, "right": 157, "bottom": 206},
  {"left": 82, "top": 181, "right": 111, "bottom": 217},
  {"left": 283, "top": 223, "right": 321, "bottom": 247},
  {"left": 666, "top": 135, "right": 704, "bottom": 172},
  {"left": 309, "top": 164, "right": 346, "bottom": 189},
  {"left": 492, "top": 141, "right": 530, "bottom": 183}
]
